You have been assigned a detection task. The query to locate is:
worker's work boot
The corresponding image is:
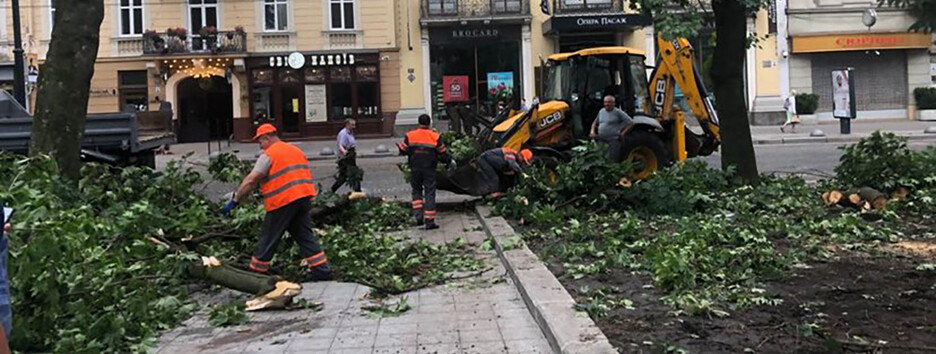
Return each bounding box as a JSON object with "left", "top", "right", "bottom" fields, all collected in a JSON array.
[
  {"left": 424, "top": 220, "right": 439, "bottom": 230},
  {"left": 306, "top": 263, "right": 333, "bottom": 282},
  {"left": 415, "top": 216, "right": 424, "bottom": 226}
]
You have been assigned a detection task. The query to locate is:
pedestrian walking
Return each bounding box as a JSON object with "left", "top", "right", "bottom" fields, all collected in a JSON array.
[
  {"left": 397, "top": 114, "right": 450, "bottom": 230},
  {"left": 221, "top": 124, "right": 332, "bottom": 280},
  {"left": 589, "top": 95, "right": 633, "bottom": 161},
  {"left": 330, "top": 119, "right": 363, "bottom": 193},
  {"left": 782, "top": 90, "right": 800, "bottom": 133}
]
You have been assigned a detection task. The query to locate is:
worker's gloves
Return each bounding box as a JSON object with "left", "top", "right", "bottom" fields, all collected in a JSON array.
[{"left": 220, "top": 199, "right": 238, "bottom": 216}]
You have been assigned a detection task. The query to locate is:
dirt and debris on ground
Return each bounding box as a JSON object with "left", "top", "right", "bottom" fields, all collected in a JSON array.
[{"left": 526, "top": 237, "right": 936, "bottom": 354}]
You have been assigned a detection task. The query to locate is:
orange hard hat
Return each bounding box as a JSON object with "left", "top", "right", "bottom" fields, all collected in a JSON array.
[
  {"left": 253, "top": 123, "right": 277, "bottom": 140},
  {"left": 520, "top": 149, "right": 533, "bottom": 163}
]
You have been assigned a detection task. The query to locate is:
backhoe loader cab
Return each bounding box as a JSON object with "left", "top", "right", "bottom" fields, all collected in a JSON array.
[{"left": 489, "top": 47, "right": 668, "bottom": 177}]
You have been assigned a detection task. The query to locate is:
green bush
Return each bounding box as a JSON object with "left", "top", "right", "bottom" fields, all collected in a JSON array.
[
  {"left": 835, "top": 131, "right": 936, "bottom": 192},
  {"left": 914, "top": 87, "right": 936, "bottom": 110},
  {"left": 795, "top": 93, "right": 819, "bottom": 114}
]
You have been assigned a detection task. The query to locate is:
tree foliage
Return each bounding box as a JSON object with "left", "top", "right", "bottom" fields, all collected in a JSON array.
[{"left": 879, "top": 0, "right": 936, "bottom": 32}]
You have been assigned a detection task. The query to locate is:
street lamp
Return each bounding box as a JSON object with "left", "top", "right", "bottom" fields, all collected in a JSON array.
[{"left": 11, "top": 0, "right": 26, "bottom": 107}]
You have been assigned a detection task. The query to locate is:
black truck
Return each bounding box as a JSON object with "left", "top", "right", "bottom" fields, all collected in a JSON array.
[{"left": 0, "top": 91, "right": 175, "bottom": 168}]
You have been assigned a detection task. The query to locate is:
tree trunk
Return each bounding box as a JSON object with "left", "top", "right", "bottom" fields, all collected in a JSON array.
[
  {"left": 711, "top": 0, "right": 759, "bottom": 183},
  {"left": 30, "top": 0, "right": 105, "bottom": 179}
]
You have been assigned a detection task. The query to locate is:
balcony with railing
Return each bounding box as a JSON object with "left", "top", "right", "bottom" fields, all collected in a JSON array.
[
  {"left": 551, "top": 0, "right": 625, "bottom": 15},
  {"left": 421, "top": 0, "right": 530, "bottom": 23},
  {"left": 142, "top": 29, "right": 247, "bottom": 55}
]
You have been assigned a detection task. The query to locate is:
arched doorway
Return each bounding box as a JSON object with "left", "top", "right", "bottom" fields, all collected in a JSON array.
[{"left": 176, "top": 76, "right": 234, "bottom": 143}]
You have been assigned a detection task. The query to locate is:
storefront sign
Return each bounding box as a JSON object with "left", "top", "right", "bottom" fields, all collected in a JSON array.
[
  {"left": 832, "top": 69, "right": 856, "bottom": 119},
  {"left": 269, "top": 53, "right": 357, "bottom": 68},
  {"left": 792, "top": 32, "right": 932, "bottom": 53},
  {"left": 429, "top": 26, "right": 521, "bottom": 44},
  {"left": 443, "top": 76, "right": 469, "bottom": 103},
  {"left": 487, "top": 72, "right": 514, "bottom": 100},
  {"left": 544, "top": 14, "right": 652, "bottom": 34},
  {"left": 304, "top": 84, "right": 327, "bottom": 122},
  {"left": 767, "top": 0, "right": 777, "bottom": 34}
]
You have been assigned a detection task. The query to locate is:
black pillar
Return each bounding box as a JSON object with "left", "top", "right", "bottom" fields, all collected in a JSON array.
[{"left": 11, "top": 0, "right": 26, "bottom": 107}]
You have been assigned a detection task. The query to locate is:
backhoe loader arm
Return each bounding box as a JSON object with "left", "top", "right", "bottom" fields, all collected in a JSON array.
[{"left": 649, "top": 35, "right": 721, "bottom": 150}]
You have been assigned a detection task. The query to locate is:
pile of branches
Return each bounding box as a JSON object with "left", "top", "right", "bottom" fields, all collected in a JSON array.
[{"left": 0, "top": 153, "right": 480, "bottom": 353}]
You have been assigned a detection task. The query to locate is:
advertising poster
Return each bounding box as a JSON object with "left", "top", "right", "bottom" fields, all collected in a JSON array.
[
  {"left": 443, "top": 75, "right": 469, "bottom": 102},
  {"left": 304, "top": 84, "right": 327, "bottom": 122},
  {"left": 487, "top": 72, "right": 514, "bottom": 101},
  {"left": 831, "top": 69, "right": 855, "bottom": 119}
]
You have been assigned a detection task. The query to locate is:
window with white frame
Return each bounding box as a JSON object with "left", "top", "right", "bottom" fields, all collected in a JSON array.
[
  {"left": 119, "top": 0, "right": 144, "bottom": 36},
  {"left": 329, "top": 0, "right": 355, "bottom": 30},
  {"left": 264, "top": 0, "right": 288, "bottom": 31}
]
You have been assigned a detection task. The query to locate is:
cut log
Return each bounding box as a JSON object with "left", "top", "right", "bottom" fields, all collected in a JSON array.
[
  {"left": 837, "top": 193, "right": 863, "bottom": 208},
  {"left": 246, "top": 281, "right": 304, "bottom": 311},
  {"left": 822, "top": 190, "right": 843, "bottom": 206},
  {"left": 858, "top": 187, "right": 887, "bottom": 210},
  {"left": 187, "top": 262, "right": 278, "bottom": 295},
  {"left": 892, "top": 187, "right": 910, "bottom": 201}
]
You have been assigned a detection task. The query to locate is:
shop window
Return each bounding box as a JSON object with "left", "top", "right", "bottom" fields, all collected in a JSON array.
[
  {"left": 357, "top": 82, "right": 379, "bottom": 118},
  {"left": 264, "top": 0, "right": 288, "bottom": 31},
  {"left": 304, "top": 68, "right": 326, "bottom": 83},
  {"left": 279, "top": 69, "right": 301, "bottom": 84},
  {"left": 330, "top": 67, "right": 351, "bottom": 82},
  {"left": 329, "top": 0, "right": 355, "bottom": 30},
  {"left": 355, "top": 65, "right": 378, "bottom": 82},
  {"left": 252, "top": 87, "right": 272, "bottom": 121},
  {"left": 329, "top": 82, "right": 353, "bottom": 121},
  {"left": 252, "top": 69, "right": 273, "bottom": 85},
  {"left": 118, "top": 71, "right": 148, "bottom": 112},
  {"left": 120, "top": 0, "right": 144, "bottom": 36}
]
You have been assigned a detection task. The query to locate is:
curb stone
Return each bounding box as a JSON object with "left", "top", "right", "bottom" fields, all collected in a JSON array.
[{"left": 474, "top": 205, "right": 617, "bottom": 354}]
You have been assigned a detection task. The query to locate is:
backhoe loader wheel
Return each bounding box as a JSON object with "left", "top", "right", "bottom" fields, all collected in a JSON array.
[{"left": 620, "top": 130, "right": 670, "bottom": 179}]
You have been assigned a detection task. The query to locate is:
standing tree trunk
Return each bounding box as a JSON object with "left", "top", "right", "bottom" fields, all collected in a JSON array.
[
  {"left": 30, "top": 0, "right": 105, "bottom": 179},
  {"left": 711, "top": 0, "right": 759, "bottom": 183}
]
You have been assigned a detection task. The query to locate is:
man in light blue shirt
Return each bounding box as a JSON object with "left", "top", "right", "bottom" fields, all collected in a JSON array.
[{"left": 331, "top": 119, "right": 363, "bottom": 192}]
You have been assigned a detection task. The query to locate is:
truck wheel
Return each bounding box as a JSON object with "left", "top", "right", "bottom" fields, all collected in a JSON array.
[
  {"left": 620, "top": 130, "right": 670, "bottom": 179},
  {"left": 135, "top": 150, "right": 157, "bottom": 169}
]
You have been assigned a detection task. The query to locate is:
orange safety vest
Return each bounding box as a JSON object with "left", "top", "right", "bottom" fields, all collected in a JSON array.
[{"left": 259, "top": 141, "right": 317, "bottom": 211}]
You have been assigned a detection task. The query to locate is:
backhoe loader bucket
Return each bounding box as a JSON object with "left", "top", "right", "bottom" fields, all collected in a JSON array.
[{"left": 436, "top": 160, "right": 502, "bottom": 196}]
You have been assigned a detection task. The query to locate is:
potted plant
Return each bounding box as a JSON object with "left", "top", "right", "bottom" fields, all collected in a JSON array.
[
  {"left": 166, "top": 27, "right": 188, "bottom": 53},
  {"left": 795, "top": 92, "right": 819, "bottom": 123},
  {"left": 914, "top": 87, "right": 936, "bottom": 121},
  {"left": 142, "top": 30, "right": 164, "bottom": 53},
  {"left": 199, "top": 26, "right": 218, "bottom": 52}
]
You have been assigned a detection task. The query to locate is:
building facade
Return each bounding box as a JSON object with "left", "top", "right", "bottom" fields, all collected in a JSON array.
[
  {"left": 784, "top": 0, "right": 935, "bottom": 121},
  {"left": 5, "top": 0, "right": 403, "bottom": 141}
]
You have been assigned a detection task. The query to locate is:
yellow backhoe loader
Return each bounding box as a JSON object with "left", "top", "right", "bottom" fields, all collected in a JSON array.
[{"left": 440, "top": 35, "right": 722, "bottom": 195}]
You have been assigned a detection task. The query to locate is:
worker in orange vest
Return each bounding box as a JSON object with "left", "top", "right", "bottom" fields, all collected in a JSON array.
[
  {"left": 397, "top": 114, "right": 450, "bottom": 230},
  {"left": 221, "top": 124, "right": 332, "bottom": 280}
]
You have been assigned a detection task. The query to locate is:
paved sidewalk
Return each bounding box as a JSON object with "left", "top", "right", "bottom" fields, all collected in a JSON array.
[{"left": 152, "top": 211, "right": 551, "bottom": 354}]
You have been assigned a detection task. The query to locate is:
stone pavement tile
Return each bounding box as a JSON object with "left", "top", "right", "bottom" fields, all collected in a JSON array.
[
  {"left": 415, "top": 343, "right": 459, "bottom": 354},
  {"left": 300, "top": 326, "right": 340, "bottom": 339},
  {"left": 415, "top": 330, "right": 459, "bottom": 345},
  {"left": 373, "top": 346, "right": 418, "bottom": 354},
  {"left": 504, "top": 339, "right": 552, "bottom": 354},
  {"left": 460, "top": 341, "right": 509, "bottom": 354},
  {"left": 283, "top": 350, "right": 329, "bottom": 354},
  {"left": 330, "top": 326, "right": 378, "bottom": 349},
  {"left": 453, "top": 309, "right": 496, "bottom": 322},
  {"left": 499, "top": 325, "right": 545, "bottom": 342},
  {"left": 285, "top": 337, "right": 335, "bottom": 352},
  {"left": 495, "top": 314, "right": 539, "bottom": 331},
  {"left": 417, "top": 292, "right": 455, "bottom": 305},
  {"left": 241, "top": 340, "right": 290, "bottom": 354},
  {"left": 374, "top": 332, "right": 418, "bottom": 348},
  {"left": 342, "top": 314, "right": 382, "bottom": 327},
  {"left": 328, "top": 348, "right": 373, "bottom": 354},
  {"left": 201, "top": 347, "right": 245, "bottom": 354},
  {"left": 417, "top": 303, "right": 456, "bottom": 313},
  {"left": 416, "top": 320, "right": 458, "bottom": 333},
  {"left": 376, "top": 322, "right": 418, "bottom": 335},
  {"left": 457, "top": 329, "right": 503, "bottom": 343},
  {"left": 455, "top": 319, "right": 498, "bottom": 332}
]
